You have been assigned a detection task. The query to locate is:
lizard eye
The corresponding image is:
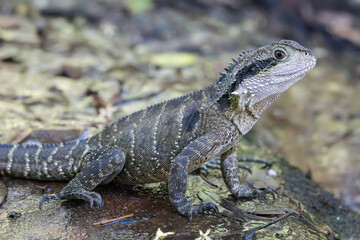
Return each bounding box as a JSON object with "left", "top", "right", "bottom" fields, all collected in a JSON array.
[{"left": 273, "top": 48, "right": 287, "bottom": 60}]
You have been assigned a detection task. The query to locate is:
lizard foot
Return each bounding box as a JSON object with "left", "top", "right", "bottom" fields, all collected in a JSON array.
[
  {"left": 39, "top": 190, "right": 103, "bottom": 209},
  {"left": 200, "top": 157, "right": 273, "bottom": 176},
  {"left": 188, "top": 202, "right": 219, "bottom": 221},
  {"left": 238, "top": 164, "right": 252, "bottom": 174},
  {"left": 235, "top": 182, "right": 278, "bottom": 201},
  {"left": 199, "top": 158, "right": 221, "bottom": 176},
  {"left": 39, "top": 194, "right": 61, "bottom": 209},
  {"left": 252, "top": 186, "right": 278, "bottom": 201}
]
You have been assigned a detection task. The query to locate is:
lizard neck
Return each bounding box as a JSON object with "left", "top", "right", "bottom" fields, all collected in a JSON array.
[
  {"left": 221, "top": 92, "right": 280, "bottom": 136},
  {"left": 248, "top": 93, "right": 281, "bottom": 117},
  {"left": 200, "top": 71, "right": 242, "bottom": 111},
  {"left": 228, "top": 95, "right": 259, "bottom": 136}
]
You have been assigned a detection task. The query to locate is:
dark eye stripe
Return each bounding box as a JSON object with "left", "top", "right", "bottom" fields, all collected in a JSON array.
[
  {"left": 227, "top": 58, "right": 277, "bottom": 94},
  {"left": 254, "top": 58, "right": 277, "bottom": 71}
]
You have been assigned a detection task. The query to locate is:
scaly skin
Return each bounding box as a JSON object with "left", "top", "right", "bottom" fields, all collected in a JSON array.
[{"left": 0, "top": 40, "right": 316, "bottom": 218}]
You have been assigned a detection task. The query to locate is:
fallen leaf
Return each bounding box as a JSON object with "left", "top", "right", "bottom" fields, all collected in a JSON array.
[{"left": 150, "top": 52, "right": 197, "bottom": 68}]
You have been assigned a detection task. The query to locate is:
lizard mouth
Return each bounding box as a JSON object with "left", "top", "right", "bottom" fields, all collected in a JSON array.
[
  {"left": 247, "top": 56, "right": 316, "bottom": 107},
  {"left": 273, "top": 56, "right": 316, "bottom": 82}
]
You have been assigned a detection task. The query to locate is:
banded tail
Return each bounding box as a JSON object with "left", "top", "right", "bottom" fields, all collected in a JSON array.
[{"left": 0, "top": 141, "right": 87, "bottom": 181}]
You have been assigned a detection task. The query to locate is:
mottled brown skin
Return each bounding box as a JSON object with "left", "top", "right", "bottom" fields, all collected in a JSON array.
[{"left": 0, "top": 40, "right": 316, "bottom": 217}]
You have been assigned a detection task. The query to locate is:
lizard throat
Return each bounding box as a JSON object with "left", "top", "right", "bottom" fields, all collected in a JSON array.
[{"left": 250, "top": 93, "right": 281, "bottom": 116}]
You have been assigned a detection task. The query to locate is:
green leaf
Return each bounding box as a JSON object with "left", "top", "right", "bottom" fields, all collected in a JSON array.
[
  {"left": 150, "top": 52, "right": 197, "bottom": 68},
  {"left": 124, "top": 0, "right": 154, "bottom": 14}
]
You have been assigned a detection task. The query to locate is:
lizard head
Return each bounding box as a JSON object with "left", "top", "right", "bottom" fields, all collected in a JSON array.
[{"left": 221, "top": 40, "right": 316, "bottom": 114}]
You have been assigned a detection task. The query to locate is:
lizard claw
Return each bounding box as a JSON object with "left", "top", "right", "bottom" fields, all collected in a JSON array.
[
  {"left": 199, "top": 157, "right": 221, "bottom": 176},
  {"left": 197, "top": 202, "right": 219, "bottom": 215},
  {"left": 89, "top": 192, "right": 103, "bottom": 208},
  {"left": 253, "top": 187, "right": 278, "bottom": 201},
  {"left": 253, "top": 189, "right": 263, "bottom": 200},
  {"left": 235, "top": 183, "right": 278, "bottom": 201},
  {"left": 188, "top": 202, "right": 219, "bottom": 221},
  {"left": 263, "top": 187, "right": 278, "bottom": 200},
  {"left": 238, "top": 164, "right": 252, "bottom": 174},
  {"left": 198, "top": 165, "right": 209, "bottom": 176},
  {"left": 201, "top": 202, "right": 219, "bottom": 214},
  {"left": 76, "top": 191, "right": 103, "bottom": 208},
  {"left": 265, "top": 161, "right": 274, "bottom": 168},
  {"left": 39, "top": 191, "right": 103, "bottom": 209},
  {"left": 39, "top": 194, "right": 61, "bottom": 209}
]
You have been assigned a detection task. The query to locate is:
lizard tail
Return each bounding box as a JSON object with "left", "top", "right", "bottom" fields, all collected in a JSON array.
[{"left": 0, "top": 141, "right": 85, "bottom": 181}]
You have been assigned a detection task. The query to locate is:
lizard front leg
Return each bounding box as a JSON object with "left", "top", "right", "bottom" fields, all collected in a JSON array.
[
  {"left": 39, "top": 146, "right": 126, "bottom": 208},
  {"left": 169, "top": 133, "right": 223, "bottom": 219},
  {"left": 221, "top": 149, "right": 277, "bottom": 199}
]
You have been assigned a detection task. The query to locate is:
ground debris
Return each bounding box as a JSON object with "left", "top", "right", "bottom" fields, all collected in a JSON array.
[
  {"left": 153, "top": 228, "right": 175, "bottom": 240},
  {"left": 195, "top": 229, "right": 212, "bottom": 240},
  {"left": 93, "top": 213, "right": 134, "bottom": 226},
  {"left": 0, "top": 180, "right": 7, "bottom": 207}
]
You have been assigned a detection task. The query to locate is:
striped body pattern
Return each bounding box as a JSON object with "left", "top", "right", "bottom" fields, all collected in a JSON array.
[
  {"left": 0, "top": 40, "right": 316, "bottom": 217},
  {"left": 0, "top": 142, "right": 84, "bottom": 180}
]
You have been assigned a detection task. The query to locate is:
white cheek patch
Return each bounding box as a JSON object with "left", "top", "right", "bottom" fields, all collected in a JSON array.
[
  {"left": 231, "top": 89, "right": 240, "bottom": 95},
  {"left": 231, "top": 86, "right": 248, "bottom": 96}
]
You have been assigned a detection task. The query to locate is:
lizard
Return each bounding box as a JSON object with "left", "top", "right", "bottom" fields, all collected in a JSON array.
[{"left": 0, "top": 40, "right": 316, "bottom": 218}]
